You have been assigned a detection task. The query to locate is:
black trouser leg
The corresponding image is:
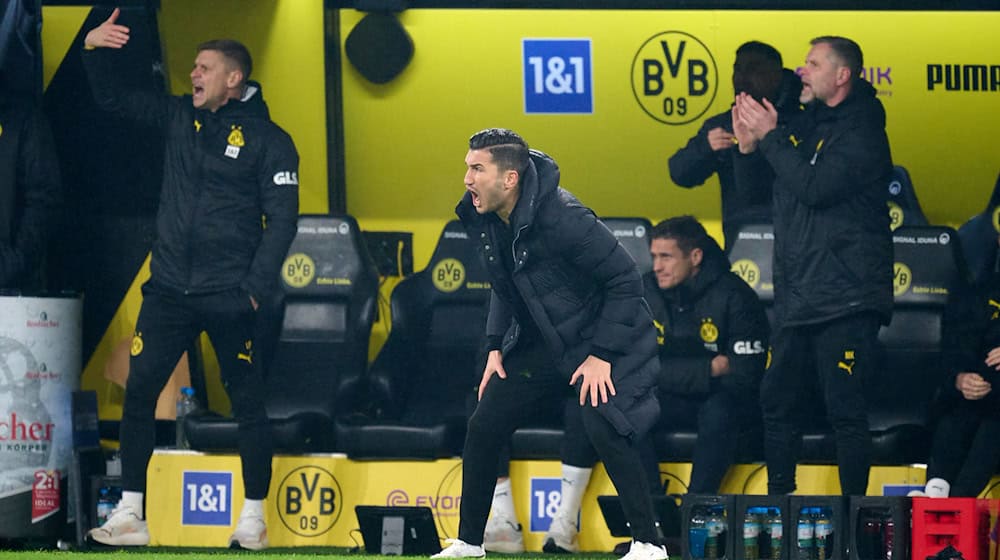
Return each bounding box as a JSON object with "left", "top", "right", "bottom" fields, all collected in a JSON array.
[
  {"left": 202, "top": 289, "right": 272, "bottom": 500},
  {"left": 931, "top": 396, "right": 1000, "bottom": 497},
  {"left": 121, "top": 286, "right": 197, "bottom": 493},
  {"left": 458, "top": 371, "right": 563, "bottom": 545},
  {"left": 580, "top": 405, "right": 659, "bottom": 544},
  {"left": 817, "top": 314, "right": 877, "bottom": 496},
  {"left": 688, "top": 391, "right": 740, "bottom": 494},
  {"left": 760, "top": 327, "right": 807, "bottom": 495}
]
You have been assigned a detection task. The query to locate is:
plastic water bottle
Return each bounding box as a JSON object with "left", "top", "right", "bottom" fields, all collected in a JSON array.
[
  {"left": 96, "top": 487, "right": 115, "bottom": 525},
  {"left": 814, "top": 508, "right": 832, "bottom": 560},
  {"left": 796, "top": 507, "right": 814, "bottom": 560},
  {"left": 764, "top": 508, "right": 783, "bottom": 560},
  {"left": 706, "top": 507, "right": 727, "bottom": 559},
  {"left": 744, "top": 508, "right": 762, "bottom": 560},
  {"left": 884, "top": 514, "right": 894, "bottom": 560},
  {"left": 175, "top": 386, "right": 199, "bottom": 449},
  {"left": 689, "top": 509, "right": 708, "bottom": 560}
]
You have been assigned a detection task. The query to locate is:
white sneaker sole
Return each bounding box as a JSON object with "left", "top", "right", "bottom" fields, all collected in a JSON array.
[
  {"left": 88, "top": 530, "right": 150, "bottom": 546},
  {"left": 484, "top": 541, "right": 525, "bottom": 554}
]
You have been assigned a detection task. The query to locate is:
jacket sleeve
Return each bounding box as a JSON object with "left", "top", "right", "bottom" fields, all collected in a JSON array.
[
  {"left": 717, "top": 282, "right": 770, "bottom": 396},
  {"left": 485, "top": 291, "right": 513, "bottom": 351},
  {"left": 758, "top": 117, "right": 891, "bottom": 208},
  {"left": 81, "top": 47, "right": 170, "bottom": 127},
  {"left": 241, "top": 128, "right": 299, "bottom": 301},
  {"left": 940, "top": 281, "right": 988, "bottom": 395},
  {"left": 0, "top": 106, "right": 62, "bottom": 287},
  {"left": 668, "top": 119, "right": 723, "bottom": 188},
  {"left": 550, "top": 205, "right": 645, "bottom": 357}
]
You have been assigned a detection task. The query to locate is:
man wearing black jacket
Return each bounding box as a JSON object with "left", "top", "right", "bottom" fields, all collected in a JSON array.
[
  {"left": 438, "top": 128, "right": 665, "bottom": 560},
  {"left": 0, "top": 83, "right": 61, "bottom": 291},
  {"left": 668, "top": 41, "right": 801, "bottom": 250},
  {"left": 732, "top": 36, "right": 893, "bottom": 496},
  {"left": 83, "top": 10, "right": 298, "bottom": 549}
]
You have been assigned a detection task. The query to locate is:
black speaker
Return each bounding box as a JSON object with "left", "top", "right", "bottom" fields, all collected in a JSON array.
[{"left": 345, "top": 12, "right": 413, "bottom": 85}]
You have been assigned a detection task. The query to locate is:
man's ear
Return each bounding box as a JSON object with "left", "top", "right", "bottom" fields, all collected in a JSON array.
[
  {"left": 227, "top": 69, "right": 244, "bottom": 89},
  {"left": 504, "top": 169, "right": 519, "bottom": 190},
  {"left": 836, "top": 65, "right": 852, "bottom": 87},
  {"left": 690, "top": 247, "right": 704, "bottom": 268}
]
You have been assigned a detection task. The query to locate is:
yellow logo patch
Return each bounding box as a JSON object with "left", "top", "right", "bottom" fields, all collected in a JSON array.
[
  {"left": 432, "top": 258, "right": 466, "bottom": 293},
  {"left": 653, "top": 319, "right": 665, "bottom": 346},
  {"left": 130, "top": 333, "right": 144, "bottom": 356},
  {"left": 227, "top": 125, "right": 245, "bottom": 147},
  {"left": 887, "top": 201, "right": 904, "bottom": 231},
  {"left": 893, "top": 262, "right": 912, "bottom": 297},
  {"left": 699, "top": 318, "right": 718, "bottom": 343},
  {"left": 282, "top": 253, "right": 315, "bottom": 288},
  {"left": 731, "top": 259, "right": 760, "bottom": 288},
  {"left": 988, "top": 298, "right": 1000, "bottom": 320},
  {"left": 837, "top": 350, "right": 856, "bottom": 375},
  {"left": 237, "top": 340, "right": 253, "bottom": 364},
  {"left": 193, "top": 119, "right": 202, "bottom": 132}
]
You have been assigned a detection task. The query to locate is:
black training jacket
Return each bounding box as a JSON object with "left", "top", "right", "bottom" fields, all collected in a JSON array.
[
  {"left": 82, "top": 49, "right": 299, "bottom": 301},
  {"left": 456, "top": 150, "right": 660, "bottom": 440},
  {"left": 740, "top": 79, "right": 893, "bottom": 328},
  {"left": 643, "top": 239, "right": 769, "bottom": 398},
  {"left": 0, "top": 94, "right": 62, "bottom": 290}
]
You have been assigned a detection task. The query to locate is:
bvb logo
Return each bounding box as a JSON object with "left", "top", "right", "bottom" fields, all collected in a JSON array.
[
  {"left": 992, "top": 206, "right": 1000, "bottom": 234},
  {"left": 278, "top": 465, "right": 343, "bottom": 537},
  {"left": 283, "top": 253, "right": 315, "bottom": 288},
  {"left": 130, "top": 333, "right": 143, "bottom": 357},
  {"left": 699, "top": 318, "right": 719, "bottom": 343},
  {"left": 893, "top": 262, "right": 912, "bottom": 297},
  {"left": 432, "top": 258, "right": 466, "bottom": 293},
  {"left": 731, "top": 259, "right": 760, "bottom": 289},
  {"left": 887, "top": 201, "right": 904, "bottom": 231},
  {"left": 631, "top": 31, "right": 718, "bottom": 125}
]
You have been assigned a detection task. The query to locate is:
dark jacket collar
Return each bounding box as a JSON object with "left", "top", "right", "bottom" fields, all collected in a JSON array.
[{"left": 207, "top": 80, "right": 270, "bottom": 119}]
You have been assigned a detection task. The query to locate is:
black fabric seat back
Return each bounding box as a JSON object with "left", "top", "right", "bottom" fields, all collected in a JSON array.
[
  {"left": 264, "top": 214, "right": 380, "bottom": 420},
  {"left": 886, "top": 165, "right": 930, "bottom": 231},
  {"left": 726, "top": 223, "right": 774, "bottom": 305},
  {"left": 603, "top": 217, "right": 654, "bottom": 274}
]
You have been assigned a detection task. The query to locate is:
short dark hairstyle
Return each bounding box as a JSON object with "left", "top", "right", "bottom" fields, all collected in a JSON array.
[
  {"left": 197, "top": 39, "right": 253, "bottom": 83},
  {"left": 810, "top": 36, "right": 863, "bottom": 80},
  {"left": 736, "top": 41, "right": 783, "bottom": 68},
  {"left": 651, "top": 215, "right": 712, "bottom": 256},
  {"left": 468, "top": 128, "right": 530, "bottom": 177}
]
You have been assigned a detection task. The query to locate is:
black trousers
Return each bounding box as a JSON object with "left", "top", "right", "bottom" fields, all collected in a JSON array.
[
  {"left": 120, "top": 282, "right": 273, "bottom": 499},
  {"left": 459, "top": 348, "right": 659, "bottom": 545},
  {"left": 927, "top": 391, "right": 1000, "bottom": 497},
  {"left": 760, "top": 312, "right": 880, "bottom": 496}
]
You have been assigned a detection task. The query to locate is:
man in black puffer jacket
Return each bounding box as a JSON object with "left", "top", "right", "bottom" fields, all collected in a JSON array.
[
  {"left": 668, "top": 41, "right": 801, "bottom": 250},
  {"left": 83, "top": 10, "right": 298, "bottom": 550},
  {"left": 438, "top": 129, "right": 665, "bottom": 560},
  {"left": 732, "top": 36, "right": 893, "bottom": 496}
]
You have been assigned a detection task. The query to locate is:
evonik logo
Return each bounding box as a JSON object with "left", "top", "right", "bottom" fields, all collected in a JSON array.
[{"left": 273, "top": 171, "right": 299, "bottom": 186}]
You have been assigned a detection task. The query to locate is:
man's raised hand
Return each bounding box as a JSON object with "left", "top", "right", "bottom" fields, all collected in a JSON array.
[{"left": 85, "top": 8, "right": 130, "bottom": 49}]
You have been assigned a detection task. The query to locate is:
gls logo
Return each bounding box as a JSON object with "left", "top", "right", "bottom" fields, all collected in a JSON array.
[
  {"left": 733, "top": 340, "right": 765, "bottom": 355},
  {"left": 273, "top": 171, "right": 298, "bottom": 186}
]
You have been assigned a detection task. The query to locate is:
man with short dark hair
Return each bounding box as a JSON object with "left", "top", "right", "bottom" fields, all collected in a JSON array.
[
  {"left": 669, "top": 41, "right": 801, "bottom": 250},
  {"left": 438, "top": 128, "right": 666, "bottom": 560},
  {"left": 82, "top": 9, "right": 299, "bottom": 548},
  {"left": 732, "top": 35, "right": 893, "bottom": 496}
]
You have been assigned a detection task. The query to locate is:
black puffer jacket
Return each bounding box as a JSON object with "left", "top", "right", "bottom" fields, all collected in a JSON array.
[
  {"left": 82, "top": 50, "right": 299, "bottom": 301},
  {"left": 644, "top": 238, "right": 769, "bottom": 398},
  {"left": 456, "top": 150, "right": 660, "bottom": 439},
  {"left": 747, "top": 79, "right": 893, "bottom": 327},
  {"left": 941, "top": 270, "right": 1000, "bottom": 405},
  {"left": 669, "top": 69, "right": 802, "bottom": 248},
  {"left": 0, "top": 93, "right": 61, "bottom": 290}
]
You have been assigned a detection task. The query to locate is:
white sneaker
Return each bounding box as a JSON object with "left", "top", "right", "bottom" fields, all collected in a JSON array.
[
  {"left": 483, "top": 517, "right": 524, "bottom": 553},
  {"left": 907, "top": 489, "right": 928, "bottom": 497},
  {"left": 431, "top": 538, "right": 486, "bottom": 558},
  {"left": 87, "top": 505, "right": 150, "bottom": 546},
  {"left": 543, "top": 515, "right": 579, "bottom": 553},
  {"left": 619, "top": 541, "right": 668, "bottom": 560},
  {"left": 925, "top": 478, "right": 951, "bottom": 498},
  {"left": 229, "top": 515, "right": 269, "bottom": 550}
]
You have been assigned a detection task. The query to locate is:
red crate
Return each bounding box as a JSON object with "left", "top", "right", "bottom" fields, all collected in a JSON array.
[{"left": 911, "top": 498, "right": 997, "bottom": 560}]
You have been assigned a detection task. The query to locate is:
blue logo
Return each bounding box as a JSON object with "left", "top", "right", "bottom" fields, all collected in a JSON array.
[
  {"left": 182, "top": 471, "right": 233, "bottom": 526},
  {"left": 529, "top": 477, "right": 563, "bottom": 532},
  {"left": 882, "top": 484, "right": 924, "bottom": 497},
  {"left": 523, "top": 39, "right": 593, "bottom": 114}
]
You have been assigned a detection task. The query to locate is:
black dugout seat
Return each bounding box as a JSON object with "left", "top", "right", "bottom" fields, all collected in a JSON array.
[
  {"left": 886, "top": 165, "right": 930, "bottom": 231},
  {"left": 335, "top": 220, "right": 489, "bottom": 459},
  {"left": 800, "top": 226, "right": 969, "bottom": 465},
  {"left": 508, "top": 217, "right": 656, "bottom": 460},
  {"left": 957, "top": 170, "right": 1000, "bottom": 286},
  {"left": 186, "top": 215, "right": 380, "bottom": 452}
]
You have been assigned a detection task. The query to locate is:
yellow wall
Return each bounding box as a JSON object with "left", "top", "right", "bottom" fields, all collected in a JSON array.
[{"left": 341, "top": 9, "right": 1000, "bottom": 254}]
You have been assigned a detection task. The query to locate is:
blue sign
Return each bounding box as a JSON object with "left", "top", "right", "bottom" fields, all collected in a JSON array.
[
  {"left": 523, "top": 39, "right": 593, "bottom": 114},
  {"left": 182, "top": 471, "right": 233, "bottom": 526},
  {"left": 882, "top": 484, "right": 924, "bottom": 497},
  {"left": 529, "top": 477, "right": 563, "bottom": 532}
]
